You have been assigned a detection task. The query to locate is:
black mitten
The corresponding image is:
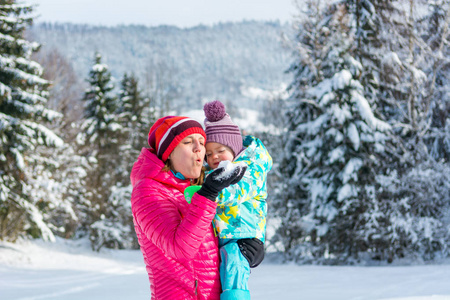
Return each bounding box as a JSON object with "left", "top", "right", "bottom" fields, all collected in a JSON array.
[
  {"left": 197, "top": 165, "right": 247, "bottom": 201},
  {"left": 237, "top": 238, "right": 265, "bottom": 268}
]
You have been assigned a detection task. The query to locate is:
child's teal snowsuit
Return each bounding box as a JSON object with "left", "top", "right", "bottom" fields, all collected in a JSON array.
[{"left": 212, "top": 135, "right": 272, "bottom": 300}]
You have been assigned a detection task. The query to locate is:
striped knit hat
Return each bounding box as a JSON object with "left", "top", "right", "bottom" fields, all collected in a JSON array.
[
  {"left": 203, "top": 100, "right": 243, "bottom": 157},
  {"left": 148, "top": 116, "right": 206, "bottom": 162}
]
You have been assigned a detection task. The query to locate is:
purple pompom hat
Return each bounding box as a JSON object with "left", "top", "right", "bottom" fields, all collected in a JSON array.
[{"left": 203, "top": 100, "right": 243, "bottom": 157}]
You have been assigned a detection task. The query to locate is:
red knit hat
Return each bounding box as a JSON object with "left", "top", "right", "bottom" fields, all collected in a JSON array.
[{"left": 148, "top": 116, "right": 206, "bottom": 162}]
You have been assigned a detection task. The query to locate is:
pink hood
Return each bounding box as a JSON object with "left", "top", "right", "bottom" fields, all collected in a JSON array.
[{"left": 130, "top": 148, "right": 220, "bottom": 299}]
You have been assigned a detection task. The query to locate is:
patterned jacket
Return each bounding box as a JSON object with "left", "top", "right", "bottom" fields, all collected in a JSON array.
[
  {"left": 130, "top": 148, "right": 221, "bottom": 300},
  {"left": 213, "top": 136, "right": 272, "bottom": 242}
]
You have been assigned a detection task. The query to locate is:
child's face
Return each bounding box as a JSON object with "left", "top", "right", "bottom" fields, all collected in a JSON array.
[{"left": 205, "top": 142, "right": 235, "bottom": 169}]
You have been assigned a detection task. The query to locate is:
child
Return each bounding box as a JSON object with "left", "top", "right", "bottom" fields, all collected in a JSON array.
[{"left": 203, "top": 100, "right": 273, "bottom": 300}]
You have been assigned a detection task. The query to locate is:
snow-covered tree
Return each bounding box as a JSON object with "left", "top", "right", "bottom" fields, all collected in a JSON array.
[
  {"left": 88, "top": 73, "right": 154, "bottom": 251},
  {"left": 419, "top": 1, "right": 450, "bottom": 161},
  {"left": 27, "top": 43, "right": 91, "bottom": 241},
  {"left": 276, "top": 0, "right": 424, "bottom": 263},
  {"left": 370, "top": 0, "right": 450, "bottom": 260},
  {"left": 118, "top": 73, "right": 153, "bottom": 153},
  {"left": 360, "top": 0, "right": 449, "bottom": 162},
  {"left": 78, "top": 53, "right": 120, "bottom": 152},
  {"left": 0, "top": 1, "right": 65, "bottom": 241},
  {"left": 89, "top": 185, "right": 137, "bottom": 251},
  {"left": 25, "top": 144, "right": 90, "bottom": 239},
  {"left": 274, "top": 0, "right": 450, "bottom": 263},
  {"left": 114, "top": 72, "right": 155, "bottom": 185},
  {"left": 77, "top": 53, "right": 123, "bottom": 237}
]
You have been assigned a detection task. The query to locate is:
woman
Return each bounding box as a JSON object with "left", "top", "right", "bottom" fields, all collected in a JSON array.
[{"left": 130, "top": 116, "right": 246, "bottom": 300}]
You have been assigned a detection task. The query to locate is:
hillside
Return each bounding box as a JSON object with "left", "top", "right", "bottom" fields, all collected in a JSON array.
[{"left": 28, "top": 21, "right": 294, "bottom": 111}]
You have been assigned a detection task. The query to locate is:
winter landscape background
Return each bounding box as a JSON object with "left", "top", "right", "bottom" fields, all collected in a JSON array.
[
  {"left": 1, "top": 238, "right": 450, "bottom": 300},
  {"left": 1, "top": 0, "right": 450, "bottom": 299}
]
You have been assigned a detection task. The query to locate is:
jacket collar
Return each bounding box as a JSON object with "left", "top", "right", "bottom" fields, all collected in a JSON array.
[{"left": 130, "top": 148, "right": 191, "bottom": 194}]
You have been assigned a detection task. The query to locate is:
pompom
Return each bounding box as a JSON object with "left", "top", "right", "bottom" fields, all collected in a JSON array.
[{"left": 203, "top": 100, "right": 226, "bottom": 122}]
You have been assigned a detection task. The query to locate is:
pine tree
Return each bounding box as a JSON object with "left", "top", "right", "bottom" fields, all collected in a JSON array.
[
  {"left": 77, "top": 53, "right": 122, "bottom": 237},
  {"left": 362, "top": 0, "right": 450, "bottom": 260},
  {"left": 89, "top": 73, "right": 155, "bottom": 251},
  {"left": 29, "top": 41, "right": 90, "bottom": 241},
  {"left": 78, "top": 53, "right": 120, "bottom": 152},
  {"left": 420, "top": 1, "right": 450, "bottom": 161},
  {"left": 371, "top": 0, "right": 450, "bottom": 260},
  {"left": 0, "top": 1, "right": 63, "bottom": 241},
  {"left": 118, "top": 73, "right": 153, "bottom": 154},
  {"left": 274, "top": 0, "right": 405, "bottom": 263},
  {"left": 275, "top": 0, "right": 450, "bottom": 263}
]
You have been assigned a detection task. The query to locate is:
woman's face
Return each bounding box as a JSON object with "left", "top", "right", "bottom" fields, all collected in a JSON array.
[{"left": 168, "top": 134, "right": 206, "bottom": 179}]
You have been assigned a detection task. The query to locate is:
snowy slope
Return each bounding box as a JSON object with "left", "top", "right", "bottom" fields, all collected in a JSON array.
[{"left": 1, "top": 238, "right": 450, "bottom": 300}]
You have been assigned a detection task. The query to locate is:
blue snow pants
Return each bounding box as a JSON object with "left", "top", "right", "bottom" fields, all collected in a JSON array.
[{"left": 219, "top": 239, "right": 251, "bottom": 300}]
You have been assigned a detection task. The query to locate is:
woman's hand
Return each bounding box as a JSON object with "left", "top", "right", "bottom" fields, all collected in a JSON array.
[{"left": 196, "top": 164, "right": 247, "bottom": 201}]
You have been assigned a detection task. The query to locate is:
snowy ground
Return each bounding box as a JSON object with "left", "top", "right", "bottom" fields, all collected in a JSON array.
[{"left": 1, "top": 238, "right": 450, "bottom": 300}]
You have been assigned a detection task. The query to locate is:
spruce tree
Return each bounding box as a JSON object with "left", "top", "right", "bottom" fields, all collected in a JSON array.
[
  {"left": 274, "top": 0, "right": 403, "bottom": 263},
  {"left": 89, "top": 73, "right": 154, "bottom": 251},
  {"left": 363, "top": 0, "right": 450, "bottom": 260},
  {"left": 79, "top": 53, "right": 120, "bottom": 152},
  {"left": 114, "top": 72, "right": 155, "bottom": 189},
  {"left": 77, "top": 53, "right": 122, "bottom": 239},
  {"left": 372, "top": 0, "right": 450, "bottom": 260},
  {"left": 118, "top": 73, "right": 153, "bottom": 154},
  {"left": 275, "top": 0, "right": 450, "bottom": 263},
  {"left": 0, "top": 1, "right": 63, "bottom": 241},
  {"left": 420, "top": 1, "right": 450, "bottom": 161}
]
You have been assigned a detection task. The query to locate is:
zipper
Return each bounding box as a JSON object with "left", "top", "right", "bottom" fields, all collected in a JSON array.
[
  {"left": 192, "top": 259, "right": 198, "bottom": 300},
  {"left": 195, "top": 279, "right": 198, "bottom": 299}
]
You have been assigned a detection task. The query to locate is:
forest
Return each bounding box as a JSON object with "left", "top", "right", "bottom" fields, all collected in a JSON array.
[{"left": 1, "top": 0, "right": 449, "bottom": 264}]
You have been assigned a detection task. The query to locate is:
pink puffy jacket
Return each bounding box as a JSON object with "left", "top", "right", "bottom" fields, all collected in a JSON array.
[{"left": 130, "top": 148, "right": 221, "bottom": 300}]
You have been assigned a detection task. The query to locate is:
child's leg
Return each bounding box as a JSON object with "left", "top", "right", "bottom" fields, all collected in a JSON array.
[{"left": 219, "top": 240, "right": 251, "bottom": 300}]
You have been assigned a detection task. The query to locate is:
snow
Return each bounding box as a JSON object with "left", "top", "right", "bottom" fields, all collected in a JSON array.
[
  {"left": 1, "top": 238, "right": 450, "bottom": 300},
  {"left": 351, "top": 90, "right": 391, "bottom": 132},
  {"left": 16, "top": 199, "right": 56, "bottom": 242},
  {"left": 347, "top": 122, "right": 360, "bottom": 150},
  {"left": 326, "top": 127, "right": 344, "bottom": 143},
  {"left": 92, "top": 63, "right": 108, "bottom": 72},
  {"left": 337, "top": 183, "right": 357, "bottom": 202},
  {"left": 11, "top": 147, "right": 25, "bottom": 170},
  {"left": 382, "top": 52, "right": 403, "bottom": 68},
  {"left": 214, "top": 160, "right": 247, "bottom": 180},
  {"left": 297, "top": 114, "right": 328, "bottom": 136},
  {"left": 333, "top": 69, "right": 353, "bottom": 90},
  {"left": 328, "top": 146, "right": 345, "bottom": 163},
  {"left": 31, "top": 122, "right": 64, "bottom": 147},
  {"left": 341, "top": 157, "right": 363, "bottom": 184},
  {"left": 0, "top": 32, "right": 15, "bottom": 42},
  {"left": 331, "top": 103, "right": 352, "bottom": 125},
  {"left": 309, "top": 70, "right": 353, "bottom": 100},
  {"left": 0, "top": 54, "right": 14, "bottom": 68},
  {"left": 8, "top": 67, "right": 48, "bottom": 86},
  {"left": 108, "top": 122, "right": 122, "bottom": 132}
]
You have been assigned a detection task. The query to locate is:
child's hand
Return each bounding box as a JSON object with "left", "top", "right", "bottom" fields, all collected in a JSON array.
[
  {"left": 237, "top": 238, "right": 265, "bottom": 268},
  {"left": 197, "top": 164, "right": 247, "bottom": 201}
]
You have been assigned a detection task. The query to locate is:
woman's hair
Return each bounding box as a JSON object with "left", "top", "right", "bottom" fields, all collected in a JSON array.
[{"left": 162, "top": 160, "right": 205, "bottom": 186}]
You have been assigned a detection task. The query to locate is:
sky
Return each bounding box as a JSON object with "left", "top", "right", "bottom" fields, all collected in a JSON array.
[{"left": 29, "top": 0, "right": 299, "bottom": 28}]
